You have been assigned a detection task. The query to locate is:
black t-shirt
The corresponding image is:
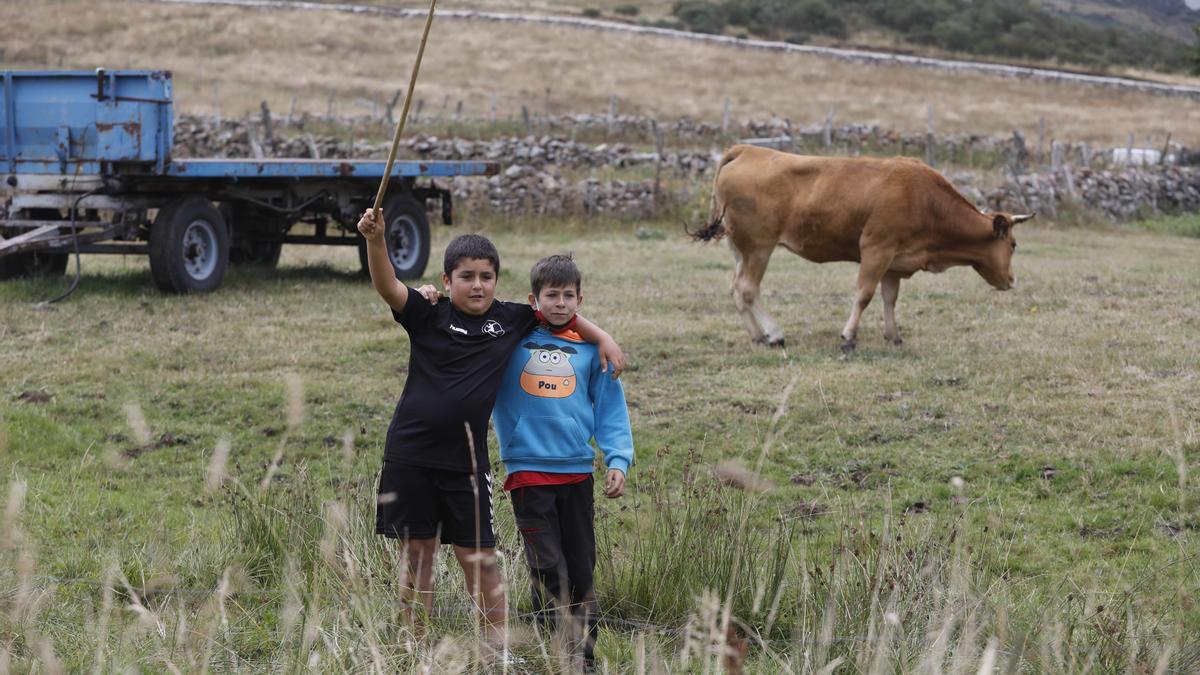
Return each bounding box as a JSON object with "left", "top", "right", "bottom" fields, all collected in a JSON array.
[{"left": 385, "top": 288, "right": 537, "bottom": 472}]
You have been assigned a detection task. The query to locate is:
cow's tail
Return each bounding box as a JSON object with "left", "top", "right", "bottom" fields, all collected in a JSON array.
[{"left": 687, "top": 146, "right": 743, "bottom": 242}]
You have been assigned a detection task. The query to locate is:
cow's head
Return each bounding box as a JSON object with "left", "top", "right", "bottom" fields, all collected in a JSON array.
[{"left": 974, "top": 212, "right": 1034, "bottom": 290}]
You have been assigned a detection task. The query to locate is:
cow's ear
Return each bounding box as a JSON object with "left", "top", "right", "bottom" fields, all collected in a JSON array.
[{"left": 992, "top": 214, "right": 1011, "bottom": 239}]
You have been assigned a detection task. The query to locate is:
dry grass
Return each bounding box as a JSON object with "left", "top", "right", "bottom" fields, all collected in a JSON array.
[
  {"left": 1, "top": 0, "right": 1198, "bottom": 145},
  {"left": 1, "top": 216, "right": 1199, "bottom": 669}
]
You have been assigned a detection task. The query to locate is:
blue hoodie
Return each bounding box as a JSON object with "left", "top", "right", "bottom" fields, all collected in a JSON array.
[{"left": 493, "top": 325, "right": 634, "bottom": 476}]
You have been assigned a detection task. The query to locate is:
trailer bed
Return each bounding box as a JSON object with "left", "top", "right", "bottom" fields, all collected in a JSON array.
[{"left": 162, "top": 158, "right": 497, "bottom": 179}]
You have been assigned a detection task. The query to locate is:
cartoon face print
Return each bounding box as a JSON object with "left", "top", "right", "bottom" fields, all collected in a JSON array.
[{"left": 519, "top": 342, "right": 578, "bottom": 398}]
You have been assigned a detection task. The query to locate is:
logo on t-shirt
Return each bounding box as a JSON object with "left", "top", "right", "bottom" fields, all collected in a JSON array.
[
  {"left": 449, "top": 323, "right": 468, "bottom": 335},
  {"left": 483, "top": 320, "right": 505, "bottom": 337},
  {"left": 519, "top": 342, "right": 577, "bottom": 398}
]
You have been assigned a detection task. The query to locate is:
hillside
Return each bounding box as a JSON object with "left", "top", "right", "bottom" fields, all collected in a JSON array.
[
  {"left": 1044, "top": 0, "right": 1200, "bottom": 44},
  {"left": 3, "top": 0, "right": 1199, "bottom": 145},
  {"left": 258, "top": 0, "right": 1200, "bottom": 73},
  {"left": 664, "top": 0, "right": 1194, "bottom": 74},
  {"left": 1, "top": 0, "right": 1198, "bottom": 146}
]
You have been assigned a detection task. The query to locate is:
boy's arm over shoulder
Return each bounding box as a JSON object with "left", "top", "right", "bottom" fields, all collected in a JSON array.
[
  {"left": 356, "top": 208, "right": 409, "bottom": 312},
  {"left": 588, "top": 354, "right": 634, "bottom": 476},
  {"left": 574, "top": 315, "right": 625, "bottom": 378}
]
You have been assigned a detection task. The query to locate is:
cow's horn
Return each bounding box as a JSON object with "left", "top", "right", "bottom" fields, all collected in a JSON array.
[{"left": 1012, "top": 213, "right": 1035, "bottom": 224}]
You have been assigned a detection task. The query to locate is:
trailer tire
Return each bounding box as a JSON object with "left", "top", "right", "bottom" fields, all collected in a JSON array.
[
  {"left": 0, "top": 248, "right": 68, "bottom": 279},
  {"left": 358, "top": 194, "right": 429, "bottom": 280},
  {"left": 0, "top": 253, "right": 33, "bottom": 280},
  {"left": 0, "top": 209, "right": 69, "bottom": 279},
  {"left": 149, "top": 197, "right": 229, "bottom": 293},
  {"left": 230, "top": 240, "right": 283, "bottom": 268}
]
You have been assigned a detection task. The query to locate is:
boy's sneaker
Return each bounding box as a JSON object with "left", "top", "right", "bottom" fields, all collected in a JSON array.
[{"left": 487, "top": 647, "right": 527, "bottom": 669}]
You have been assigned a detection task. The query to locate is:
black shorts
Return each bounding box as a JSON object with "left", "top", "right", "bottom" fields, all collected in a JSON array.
[{"left": 375, "top": 461, "right": 496, "bottom": 548}]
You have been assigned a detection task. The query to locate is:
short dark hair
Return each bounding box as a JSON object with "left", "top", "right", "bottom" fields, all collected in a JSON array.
[
  {"left": 443, "top": 234, "right": 500, "bottom": 276},
  {"left": 530, "top": 253, "right": 581, "bottom": 295}
]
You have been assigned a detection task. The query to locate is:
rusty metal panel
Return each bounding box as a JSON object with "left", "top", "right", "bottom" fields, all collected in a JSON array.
[{"left": 0, "top": 69, "right": 172, "bottom": 173}]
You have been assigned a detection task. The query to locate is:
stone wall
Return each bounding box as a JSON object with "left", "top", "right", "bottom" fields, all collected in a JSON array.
[
  {"left": 171, "top": 115, "right": 1200, "bottom": 221},
  {"left": 987, "top": 166, "right": 1200, "bottom": 220}
]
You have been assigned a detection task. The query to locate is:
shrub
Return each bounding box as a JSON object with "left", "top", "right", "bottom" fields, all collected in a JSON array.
[
  {"left": 614, "top": 4, "right": 640, "bottom": 16},
  {"left": 668, "top": 0, "right": 1190, "bottom": 73},
  {"left": 671, "top": 0, "right": 728, "bottom": 34},
  {"left": 582, "top": 7, "right": 602, "bottom": 18},
  {"left": 775, "top": 0, "right": 848, "bottom": 40}
]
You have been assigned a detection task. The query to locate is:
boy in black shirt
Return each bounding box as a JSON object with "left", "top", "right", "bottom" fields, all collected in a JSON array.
[{"left": 357, "top": 208, "right": 624, "bottom": 650}]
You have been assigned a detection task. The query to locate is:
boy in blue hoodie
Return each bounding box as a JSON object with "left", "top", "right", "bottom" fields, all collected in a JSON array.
[{"left": 493, "top": 254, "right": 634, "bottom": 671}]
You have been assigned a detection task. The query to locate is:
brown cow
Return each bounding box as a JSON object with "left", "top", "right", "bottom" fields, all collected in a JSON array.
[{"left": 692, "top": 145, "right": 1032, "bottom": 351}]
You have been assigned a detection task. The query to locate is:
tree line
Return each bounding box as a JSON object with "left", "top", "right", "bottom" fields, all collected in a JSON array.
[{"left": 668, "top": 0, "right": 1192, "bottom": 73}]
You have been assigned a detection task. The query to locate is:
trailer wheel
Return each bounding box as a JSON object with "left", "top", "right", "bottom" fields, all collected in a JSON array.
[
  {"left": 358, "top": 194, "right": 429, "bottom": 280},
  {"left": 149, "top": 197, "right": 229, "bottom": 293},
  {"left": 0, "top": 251, "right": 35, "bottom": 280},
  {"left": 0, "top": 210, "right": 70, "bottom": 279},
  {"left": 225, "top": 204, "right": 284, "bottom": 268},
  {"left": 230, "top": 240, "right": 283, "bottom": 268}
]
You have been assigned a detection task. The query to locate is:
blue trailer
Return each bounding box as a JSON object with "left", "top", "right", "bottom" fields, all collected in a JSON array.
[{"left": 0, "top": 69, "right": 497, "bottom": 292}]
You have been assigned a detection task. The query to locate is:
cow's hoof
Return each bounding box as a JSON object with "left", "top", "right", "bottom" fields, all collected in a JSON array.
[
  {"left": 840, "top": 339, "right": 857, "bottom": 354},
  {"left": 753, "top": 335, "right": 785, "bottom": 348},
  {"left": 886, "top": 335, "right": 904, "bottom": 346}
]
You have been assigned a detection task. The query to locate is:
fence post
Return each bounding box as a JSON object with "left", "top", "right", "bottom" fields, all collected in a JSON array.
[
  {"left": 490, "top": 93, "right": 498, "bottom": 128},
  {"left": 722, "top": 97, "right": 731, "bottom": 133},
  {"left": 1008, "top": 130, "right": 1031, "bottom": 211},
  {"left": 1126, "top": 132, "right": 1134, "bottom": 164},
  {"left": 1037, "top": 116, "right": 1045, "bottom": 167},
  {"left": 246, "top": 115, "right": 264, "bottom": 159},
  {"left": 925, "top": 105, "right": 935, "bottom": 167},
  {"left": 385, "top": 88, "right": 403, "bottom": 126},
  {"left": 260, "top": 101, "right": 273, "bottom": 142},
  {"left": 1081, "top": 141, "right": 1092, "bottom": 167},
  {"left": 437, "top": 94, "right": 449, "bottom": 122},
  {"left": 327, "top": 93, "right": 335, "bottom": 120},
  {"left": 608, "top": 95, "right": 618, "bottom": 137},
  {"left": 454, "top": 100, "right": 463, "bottom": 122},
  {"left": 823, "top": 107, "right": 833, "bottom": 149},
  {"left": 1160, "top": 132, "right": 1172, "bottom": 165},
  {"left": 651, "top": 119, "right": 663, "bottom": 208},
  {"left": 1058, "top": 140, "right": 1077, "bottom": 202},
  {"left": 522, "top": 104, "right": 531, "bottom": 137},
  {"left": 213, "top": 82, "right": 221, "bottom": 118},
  {"left": 286, "top": 95, "right": 297, "bottom": 128}
]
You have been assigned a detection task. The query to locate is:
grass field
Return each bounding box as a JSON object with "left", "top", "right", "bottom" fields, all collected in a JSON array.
[
  {"left": 2, "top": 213, "right": 1198, "bottom": 671},
  {"left": 2, "top": 0, "right": 1198, "bottom": 146}
]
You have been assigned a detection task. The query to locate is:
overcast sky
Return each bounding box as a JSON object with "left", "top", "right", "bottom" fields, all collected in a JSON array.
[{"left": 1189, "top": 0, "right": 1200, "bottom": 10}]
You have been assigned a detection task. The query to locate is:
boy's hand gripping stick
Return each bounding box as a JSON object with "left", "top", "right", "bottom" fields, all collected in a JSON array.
[{"left": 373, "top": 0, "right": 438, "bottom": 222}]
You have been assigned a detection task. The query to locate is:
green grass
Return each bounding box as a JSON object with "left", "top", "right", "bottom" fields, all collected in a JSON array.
[
  {"left": 1, "top": 218, "right": 1198, "bottom": 671},
  {"left": 1133, "top": 213, "right": 1200, "bottom": 239}
]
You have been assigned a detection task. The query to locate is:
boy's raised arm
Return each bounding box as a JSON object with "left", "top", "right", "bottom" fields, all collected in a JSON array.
[
  {"left": 574, "top": 315, "right": 624, "bottom": 378},
  {"left": 357, "top": 209, "right": 409, "bottom": 312}
]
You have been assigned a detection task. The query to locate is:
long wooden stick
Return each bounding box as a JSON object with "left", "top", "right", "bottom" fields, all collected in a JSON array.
[{"left": 373, "top": 0, "right": 437, "bottom": 219}]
